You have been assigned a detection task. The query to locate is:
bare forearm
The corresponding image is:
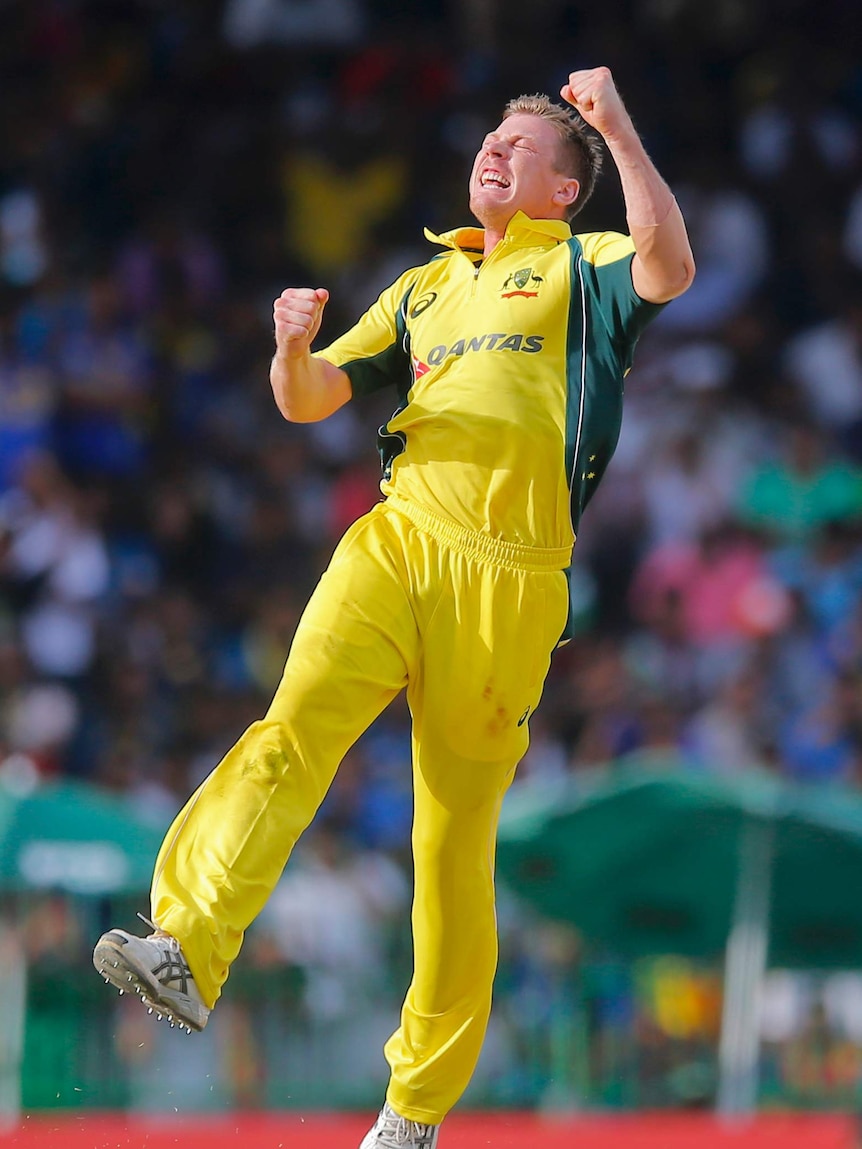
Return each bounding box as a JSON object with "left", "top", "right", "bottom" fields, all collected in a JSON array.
[
  {"left": 269, "top": 351, "right": 351, "bottom": 423},
  {"left": 605, "top": 127, "right": 695, "bottom": 302},
  {"left": 605, "top": 124, "right": 675, "bottom": 226}
]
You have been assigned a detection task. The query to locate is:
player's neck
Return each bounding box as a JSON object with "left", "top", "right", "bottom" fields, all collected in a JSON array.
[
  {"left": 482, "top": 226, "right": 506, "bottom": 257},
  {"left": 471, "top": 203, "right": 512, "bottom": 258}
]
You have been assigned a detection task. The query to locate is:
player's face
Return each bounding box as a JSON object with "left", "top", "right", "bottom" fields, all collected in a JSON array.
[{"left": 468, "top": 113, "right": 579, "bottom": 228}]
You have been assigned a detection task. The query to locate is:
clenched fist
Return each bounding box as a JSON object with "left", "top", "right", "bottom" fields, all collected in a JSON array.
[
  {"left": 273, "top": 287, "right": 330, "bottom": 360},
  {"left": 560, "top": 67, "right": 633, "bottom": 142}
]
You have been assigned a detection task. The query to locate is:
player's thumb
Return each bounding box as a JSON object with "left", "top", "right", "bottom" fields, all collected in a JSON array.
[{"left": 315, "top": 288, "right": 330, "bottom": 307}]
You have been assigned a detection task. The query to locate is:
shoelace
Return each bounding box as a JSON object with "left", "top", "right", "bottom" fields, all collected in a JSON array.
[
  {"left": 137, "top": 913, "right": 181, "bottom": 952},
  {"left": 374, "top": 1111, "right": 437, "bottom": 1148},
  {"left": 136, "top": 912, "right": 198, "bottom": 1002}
]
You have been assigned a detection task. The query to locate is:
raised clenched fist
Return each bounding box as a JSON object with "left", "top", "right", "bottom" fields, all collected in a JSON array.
[
  {"left": 560, "top": 67, "right": 633, "bottom": 142},
  {"left": 273, "top": 287, "right": 330, "bottom": 359}
]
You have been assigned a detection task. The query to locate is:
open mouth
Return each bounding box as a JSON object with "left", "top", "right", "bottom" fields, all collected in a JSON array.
[{"left": 480, "top": 170, "right": 511, "bottom": 189}]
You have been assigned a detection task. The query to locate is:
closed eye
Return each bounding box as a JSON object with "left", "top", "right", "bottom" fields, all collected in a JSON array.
[{"left": 480, "top": 133, "right": 537, "bottom": 155}]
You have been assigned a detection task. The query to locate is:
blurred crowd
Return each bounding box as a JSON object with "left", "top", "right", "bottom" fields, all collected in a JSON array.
[
  {"left": 2, "top": 0, "right": 862, "bottom": 1110},
  {"left": 3, "top": 0, "right": 862, "bottom": 830}
]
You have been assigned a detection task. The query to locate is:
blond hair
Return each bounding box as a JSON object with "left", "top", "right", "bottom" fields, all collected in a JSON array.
[{"left": 503, "top": 93, "right": 604, "bottom": 220}]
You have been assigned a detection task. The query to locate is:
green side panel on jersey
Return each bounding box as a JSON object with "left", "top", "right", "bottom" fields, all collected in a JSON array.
[
  {"left": 561, "top": 242, "right": 661, "bottom": 644},
  {"left": 564, "top": 239, "right": 586, "bottom": 500},
  {"left": 566, "top": 236, "right": 628, "bottom": 533},
  {"left": 376, "top": 287, "right": 414, "bottom": 479},
  {"left": 339, "top": 286, "right": 414, "bottom": 399},
  {"left": 561, "top": 240, "right": 586, "bottom": 645},
  {"left": 591, "top": 252, "right": 665, "bottom": 373}
]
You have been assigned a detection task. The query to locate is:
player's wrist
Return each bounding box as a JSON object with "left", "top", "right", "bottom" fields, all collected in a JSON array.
[
  {"left": 602, "top": 122, "right": 652, "bottom": 162},
  {"left": 601, "top": 120, "right": 641, "bottom": 153},
  {"left": 273, "top": 344, "right": 311, "bottom": 367}
]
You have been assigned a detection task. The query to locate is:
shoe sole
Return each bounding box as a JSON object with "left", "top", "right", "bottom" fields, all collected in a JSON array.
[{"left": 93, "top": 934, "right": 204, "bottom": 1033}]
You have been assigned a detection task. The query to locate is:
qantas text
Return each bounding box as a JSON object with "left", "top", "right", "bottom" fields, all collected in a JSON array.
[{"left": 424, "top": 333, "right": 544, "bottom": 365}]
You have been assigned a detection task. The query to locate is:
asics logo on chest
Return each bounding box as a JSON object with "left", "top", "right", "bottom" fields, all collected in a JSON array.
[{"left": 409, "top": 291, "right": 438, "bottom": 318}]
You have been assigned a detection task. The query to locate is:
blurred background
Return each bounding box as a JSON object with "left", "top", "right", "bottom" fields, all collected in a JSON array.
[{"left": 1, "top": 0, "right": 862, "bottom": 1134}]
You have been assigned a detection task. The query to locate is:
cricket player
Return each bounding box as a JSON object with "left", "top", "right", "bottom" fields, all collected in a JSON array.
[{"left": 94, "top": 68, "right": 694, "bottom": 1147}]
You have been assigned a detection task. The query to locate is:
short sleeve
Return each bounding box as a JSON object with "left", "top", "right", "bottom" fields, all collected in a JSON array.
[
  {"left": 575, "top": 231, "right": 666, "bottom": 374},
  {"left": 315, "top": 266, "right": 423, "bottom": 398}
]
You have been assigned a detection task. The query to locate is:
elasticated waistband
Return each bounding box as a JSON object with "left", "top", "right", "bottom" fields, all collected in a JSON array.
[{"left": 385, "top": 495, "right": 573, "bottom": 572}]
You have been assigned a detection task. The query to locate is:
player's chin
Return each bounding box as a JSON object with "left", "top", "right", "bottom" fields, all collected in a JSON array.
[{"left": 470, "top": 187, "right": 510, "bottom": 218}]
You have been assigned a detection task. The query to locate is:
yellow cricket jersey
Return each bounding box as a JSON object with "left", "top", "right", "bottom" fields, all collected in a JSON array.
[{"left": 316, "top": 210, "right": 663, "bottom": 558}]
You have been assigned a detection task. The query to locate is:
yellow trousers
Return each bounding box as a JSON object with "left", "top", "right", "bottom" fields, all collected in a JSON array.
[{"left": 151, "top": 497, "right": 570, "bottom": 1123}]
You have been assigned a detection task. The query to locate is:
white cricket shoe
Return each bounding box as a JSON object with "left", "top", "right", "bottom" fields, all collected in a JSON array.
[
  {"left": 93, "top": 924, "right": 210, "bottom": 1033},
  {"left": 359, "top": 1103, "right": 440, "bottom": 1148}
]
